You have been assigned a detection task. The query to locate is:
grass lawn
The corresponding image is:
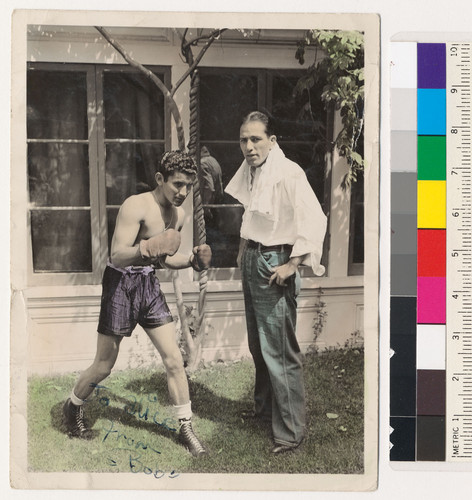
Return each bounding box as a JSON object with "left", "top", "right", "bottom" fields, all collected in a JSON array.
[{"left": 27, "top": 349, "right": 364, "bottom": 475}]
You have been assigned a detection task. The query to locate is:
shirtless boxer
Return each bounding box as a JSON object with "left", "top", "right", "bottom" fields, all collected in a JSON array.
[{"left": 62, "top": 151, "right": 211, "bottom": 457}]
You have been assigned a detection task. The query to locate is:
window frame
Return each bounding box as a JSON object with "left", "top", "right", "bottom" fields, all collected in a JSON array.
[
  {"left": 26, "top": 62, "right": 171, "bottom": 286},
  {"left": 95, "top": 65, "right": 172, "bottom": 279},
  {"left": 197, "top": 66, "right": 332, "bottom": 280},
  {"left": 348, "top": 173, "right": 365, "bottom": 276}
]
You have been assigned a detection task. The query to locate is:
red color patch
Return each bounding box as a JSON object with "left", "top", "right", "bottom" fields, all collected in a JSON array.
[{"left": 417, "top": 229, "right": 446, "bottom": 277}]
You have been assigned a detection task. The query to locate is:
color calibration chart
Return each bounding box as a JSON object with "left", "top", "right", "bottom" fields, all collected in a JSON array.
[{"left": 391, "top": 39, "right": 472, "bottom": 464}]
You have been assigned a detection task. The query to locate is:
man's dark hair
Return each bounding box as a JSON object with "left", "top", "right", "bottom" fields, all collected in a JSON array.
[
  {"left": 241, "top": 111, "right": 276, "bottom": 137},
  {"left": 158, "top": 151, "right": 197, "bottom": 181}
]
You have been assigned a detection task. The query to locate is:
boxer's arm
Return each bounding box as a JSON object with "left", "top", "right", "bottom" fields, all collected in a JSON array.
[
  {"left": 162, "top": 251, "right": 195, "bottom": 269},
  {"left": 160, "top": 209, "right": 212, "bottom": 270}
]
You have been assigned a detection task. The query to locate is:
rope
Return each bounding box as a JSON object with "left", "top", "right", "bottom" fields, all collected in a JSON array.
[{"left": 188, "top": 69, "right": 209, "bottom": 351}]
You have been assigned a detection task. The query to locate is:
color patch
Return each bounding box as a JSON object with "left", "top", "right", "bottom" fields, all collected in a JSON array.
[
  {"left": 416, "top": 416, "right": 446, "bottom": 461},
  {"left": 417, "top": 370, "right": 446, "bottom": 415},
  {"left": 417, "top": 136, "right": 446, "bottom": 180},
  {"left": 391, "top": 214, "right": 417, "bottom": 254},
  {"left": 390, "top": 417, "right": 416, "bottom": 461},
  {"left": 392, "top": 172, "right": 417, "bottom": 214},
  {"left": 417, "top": 43, "right": 446, "bottom": 89},
  {"left": 391, "top": 89, "right": 417, "bottom": 131},
  {"left": 417, "top": 229, "right": 446, "bottom": 276},
  {"left": 417, "top": 89, "right": 446, "bottom": 135},
  {"left": 391, "top": 255, "right": 417, "bottom": 295},
  {"left": 390, "top": 296, "right": 417, "bottom": 418},
  {"left": 417, "top": 277, "right": 446, "bottom": 324},
  {"left": 391, "top": 42, "right": 417, "bottom": 89},
  {"left": 417, "top": 180, "right": 446, "bottom": 228},
  {"left": 391, "top": 131, "right": 417, "bottom": 172},
  {"left": 416, "top": 324, "right": 446, "bottom": 370}
]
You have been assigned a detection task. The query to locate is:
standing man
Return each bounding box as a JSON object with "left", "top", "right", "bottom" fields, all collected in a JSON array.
[
  {"left": 225, "top": 111, "right": 327, "bottom": 454},
  {"left": 62, "top": 151, "right": 211, "bottom": 457}
]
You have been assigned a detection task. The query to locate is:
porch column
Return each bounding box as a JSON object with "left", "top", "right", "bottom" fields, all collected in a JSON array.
[{"left": 327, "top": 111, "right": 352, "bottom": 278}]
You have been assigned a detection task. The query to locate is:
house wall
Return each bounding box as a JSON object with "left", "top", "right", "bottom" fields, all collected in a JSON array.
[
  {"left": 25, "top": 277, "right": 363, "bottom": 375},
  {"left": 22, "top": 27, "right": 364, "bottom": 375}
]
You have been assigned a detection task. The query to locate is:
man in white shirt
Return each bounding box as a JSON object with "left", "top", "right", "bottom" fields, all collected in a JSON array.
[{"left": 225, "top": 111, "right": 327, "bottom": 454}]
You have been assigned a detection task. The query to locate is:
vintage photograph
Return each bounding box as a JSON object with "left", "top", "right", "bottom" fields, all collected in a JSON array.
[{"left": 10, "top": 10, "right": 379, "bottom": 491}]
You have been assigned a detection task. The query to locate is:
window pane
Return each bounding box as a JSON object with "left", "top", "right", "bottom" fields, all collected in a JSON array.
[
  {"left": 350, "top": 173, "right": 364, "bottom": 265},
  {"left": 200, "top": 143, "right": 244, "bottom": 203},
  {"left": 27, "top": 70, "right": 88, "bottom": 140},
  {"left": 278, "top": 142, "right": 326, "bottom": 204},
  {"left": 352, "top": 202, "right": 364, "bottom": 263},
  {"left": 31, "top": 210, "right": 92, "bottom": 272},
  {"left": 103, "top": 71, "right": 165, "bottom": 140},
  {"left": 271, "top": 72, "right": 327, "bottom": 203},
  {"left": 205, "top": 206, "right": 244, "bottom": 268},
  {"left": 200, "top": 73, "right": 258, "bottom": 141},
  {"left": 199, "top": 69, "right": 329, "bottom": 270},
  {"left": 271, "top": 74, "right": 317, "bottom": 142},
  {"left": 28, "top": 143, "right": 90, "bottom": 207},
  {"left": 105, "top": 143, "right": 164, "bottom": 205}
]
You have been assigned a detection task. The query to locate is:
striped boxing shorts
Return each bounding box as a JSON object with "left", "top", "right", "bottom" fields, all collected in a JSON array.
[{"left": 97, "top": 263, "right": 174, "bottom": 337}]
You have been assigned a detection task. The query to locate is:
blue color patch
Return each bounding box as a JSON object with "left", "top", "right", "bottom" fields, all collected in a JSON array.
[{"left": 417, "top": 88, "right": 446, "bottom": 135}]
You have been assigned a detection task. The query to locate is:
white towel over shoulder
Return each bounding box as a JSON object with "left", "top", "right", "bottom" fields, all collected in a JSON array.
[{"left": 225, "top": 143, "right": 327, "bottom": 276}]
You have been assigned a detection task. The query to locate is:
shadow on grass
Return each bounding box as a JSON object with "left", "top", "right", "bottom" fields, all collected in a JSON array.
[
  {"left": 123, "top": 371, "right": 258, "bottom": 424},
  {"left": 50, "top": 382, "right": 180, "bottom": 446},
  {"left": 50, "top": 370, "right": 269, "bottom": 460},
  {"left": 44, "top": 351, "right": 364, "bottom": 474}
]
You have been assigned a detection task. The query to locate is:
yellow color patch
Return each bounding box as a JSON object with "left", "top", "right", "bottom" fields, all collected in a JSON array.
[{"left": 417, "top": 180, "right": 446, "bottom": 228}]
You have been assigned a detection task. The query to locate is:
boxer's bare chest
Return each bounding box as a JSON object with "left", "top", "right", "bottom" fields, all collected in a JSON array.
[{"left": 136, "top": 193, "right": 177, "bottom": 240}]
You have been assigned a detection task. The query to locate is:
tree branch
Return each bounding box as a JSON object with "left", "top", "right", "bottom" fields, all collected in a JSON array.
[
  {"left": 95, "top": 25, "right": 186, "bottom": 150},
  {"left": 182, "top": 29, "right": 225, "bottom": 51},
  {"left": 171, "top": 29, "right": 227, "bottom": 97}
]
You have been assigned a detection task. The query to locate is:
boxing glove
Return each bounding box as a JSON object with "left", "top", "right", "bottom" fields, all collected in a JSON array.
[
  {"left": 139, "top": 229, "right": 181, "bottom": 261},
  {"left": 190, "top": 244, "right": 212, "bottom": 271}
]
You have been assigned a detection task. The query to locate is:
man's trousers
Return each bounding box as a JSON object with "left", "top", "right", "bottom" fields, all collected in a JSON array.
[{"left": 241, "top": 244, "right": 305, "bottom": 447}]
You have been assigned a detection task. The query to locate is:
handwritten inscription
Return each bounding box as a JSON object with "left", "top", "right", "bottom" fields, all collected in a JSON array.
[
  {"left": 106, "top": 449, "right": 179, "bottom": 478},
  {"left": 102, "top": 419, "right": 161, "bottom": 455},
  {"left": 88, "top": 384, "right": 180, "bottom": 478},
  {"left": 91, "top": 383, "right": 178, "bottom": 432}
]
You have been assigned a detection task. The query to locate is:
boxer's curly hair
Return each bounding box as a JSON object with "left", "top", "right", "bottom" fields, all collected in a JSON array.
[{"left": 158, "top": 151, "right": 197, "bottom": 180}]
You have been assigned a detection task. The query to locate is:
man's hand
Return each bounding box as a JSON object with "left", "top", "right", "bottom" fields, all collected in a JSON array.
[
  {"left": 268, "top": 260, "right": 299, "bottom": 287},
  {"left": 190, "top": 244, "right": 212, "bottom": 271},
  {"left": 139, "top": 229, "right": 181, "bottom": 261}
]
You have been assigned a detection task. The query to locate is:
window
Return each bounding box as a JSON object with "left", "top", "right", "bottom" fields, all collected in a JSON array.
[
  {"left": 27, "top": 63, "right": 170, "bottom": 285},
  {"left": 199, "top": 68, "right": 329, "bottom": 274},
  {"left": 349, "top": 171, "right": 364, "bottom": 275}
]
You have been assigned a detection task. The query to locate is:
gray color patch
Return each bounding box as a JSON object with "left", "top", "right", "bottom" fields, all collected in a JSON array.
[
  {"left": 391, "top": 213, "right": 417, "bottom": 255},
  {"left": 391, "top": 172, "right": 417, "bottom": 214},
  {"left": 391, "top": 254, "right": 417, "bottom": 296},
  {"left": 391, "top": 88, "right": 417, "bottom": 131},
  {"left": 391, "top": 130, "right": 417, "bottom": 172}
]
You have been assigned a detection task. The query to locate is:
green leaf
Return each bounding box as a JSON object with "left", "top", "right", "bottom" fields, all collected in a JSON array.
[{"left": 326, "top": 413, "right": 339, "bottom": 419}]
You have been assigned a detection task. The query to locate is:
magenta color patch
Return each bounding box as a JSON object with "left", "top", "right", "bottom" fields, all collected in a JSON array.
[{"left": 417, "top": 277, "right": 446, "bottom": 324}]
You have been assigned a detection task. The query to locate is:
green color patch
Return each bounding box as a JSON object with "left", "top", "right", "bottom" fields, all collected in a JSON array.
[{"left": 417, "top": 135, "right": 446, "bottom": 180}]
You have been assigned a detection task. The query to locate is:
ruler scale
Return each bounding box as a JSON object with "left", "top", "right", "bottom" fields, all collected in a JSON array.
[{"left": 446, "top": 42, "right": 472, "bottom": 461}]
